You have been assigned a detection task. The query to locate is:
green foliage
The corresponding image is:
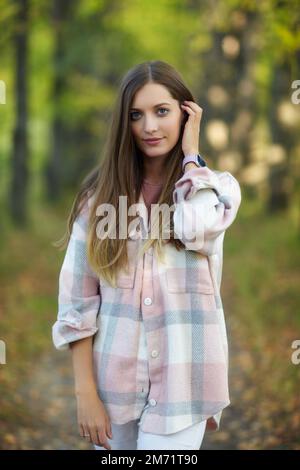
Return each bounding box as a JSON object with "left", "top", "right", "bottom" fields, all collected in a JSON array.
[{"left": 0, "top": 0, "right": 299, "bottom": 449}]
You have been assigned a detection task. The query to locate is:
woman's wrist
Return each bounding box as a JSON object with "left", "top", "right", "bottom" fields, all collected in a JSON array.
[
  {"left": 184, "top": 162, "right": 199, "bottom": 172},
  {"left": 75, "top": 384, "right": 99, "bottom": 399}
]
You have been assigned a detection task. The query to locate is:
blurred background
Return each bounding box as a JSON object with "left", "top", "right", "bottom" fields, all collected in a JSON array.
[{"left": 0, "top": 0, "right": 300, "bottom": 450}]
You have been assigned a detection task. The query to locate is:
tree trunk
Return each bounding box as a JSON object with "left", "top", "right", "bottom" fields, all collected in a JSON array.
[
  {"left": 267, "top": 60, "right": 295, "bottom": 213},
  {"left": 44, "top": 0, "right": 73, "bottom": 201},
  {"left": 10, "top": 0, "right": 29, "bottom": 225}
]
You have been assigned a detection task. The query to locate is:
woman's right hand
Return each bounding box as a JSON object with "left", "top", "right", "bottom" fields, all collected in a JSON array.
[{"left": 76, "top": 390, "right": 113, "bottom": 450}]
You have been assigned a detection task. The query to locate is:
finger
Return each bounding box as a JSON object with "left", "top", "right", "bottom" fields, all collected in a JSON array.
[
  {"left": 90, "top": 427, "right": 101, "bottom": 447},
  {"left": 79, "top": 424, "right": 85, "bottom": 438},
  {"left": 97, "top": 430, "right": 111, "bottom": 451},
  {"left": 181, "top": 104, "right": 195, "bottom": 115},
  {"left": 82, "top": 424, "right": 92, "bottom": 442},
  {"left": 182, "top": 102, "right": 203, "bottom": 118},
  {"left": 107, "top": 423, "right": 113, "bottom": 440},
  {"left": 183, "top": 100, "right": 203, "bottom": 112},
  {"left": 94, "top": 427, "right": 110, "bottom": 447}
]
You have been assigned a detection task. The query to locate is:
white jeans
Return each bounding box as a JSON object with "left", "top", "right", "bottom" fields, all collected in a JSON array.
[{"left": 94, "top": 419, "right": 207, "bottom": 451}]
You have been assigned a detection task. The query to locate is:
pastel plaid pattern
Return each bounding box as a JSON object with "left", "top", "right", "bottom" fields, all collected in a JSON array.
[{"left": 52, "top": 166, "right": 242, "bottom": 435}]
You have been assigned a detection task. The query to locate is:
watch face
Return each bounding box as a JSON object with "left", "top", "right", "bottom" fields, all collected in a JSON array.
[{"left": 197, "top": 154, "right": 206, "bottom": 167}]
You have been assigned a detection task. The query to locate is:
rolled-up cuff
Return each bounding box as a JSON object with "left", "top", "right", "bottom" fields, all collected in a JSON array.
[
  {"left": 52, "top": 309, "right": 99, "bottom": 351},
  {"left": 173, "top": 167, "right": 232, "bottom": 208}
]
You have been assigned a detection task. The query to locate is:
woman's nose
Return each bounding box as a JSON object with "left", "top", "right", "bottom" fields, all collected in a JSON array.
[{"left": 143, "top": 116, "right": 158, "bottom": 132}]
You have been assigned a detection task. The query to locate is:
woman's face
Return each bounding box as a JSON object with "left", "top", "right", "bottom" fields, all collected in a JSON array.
[{"left": 130, "top": 82, "right": 184, "bottom": 160}]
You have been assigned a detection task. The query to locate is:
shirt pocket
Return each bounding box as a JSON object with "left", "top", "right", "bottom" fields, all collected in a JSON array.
[
  {"left": 115, "top": 264, "right": 136, "bottom": 288},
  {"left": 166, "top": 254, "right": 215, "bottom": 294}
]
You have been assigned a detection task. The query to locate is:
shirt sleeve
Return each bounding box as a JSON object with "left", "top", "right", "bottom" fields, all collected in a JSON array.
[
  {"left": 52, "top": 197, "right": 101, "bottom": 351},
  {"left": 172, "top": 166, "right": 242, "bottom": 256}
]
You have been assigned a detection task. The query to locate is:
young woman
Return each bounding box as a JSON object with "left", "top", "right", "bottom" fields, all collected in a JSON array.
[{"left": 52, "top": 60, "right": 241, "bottom": 451}]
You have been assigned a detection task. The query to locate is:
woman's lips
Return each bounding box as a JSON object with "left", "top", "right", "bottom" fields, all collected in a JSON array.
[{"left": 143, "top": 138, "right": 164, "bottom": 146}]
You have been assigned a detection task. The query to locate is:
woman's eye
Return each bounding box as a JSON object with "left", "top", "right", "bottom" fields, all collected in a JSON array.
[
  {"left": 158, "top": 107, "right": 169, "bottom": 115},
  {"left": 130, "top": 111, "right": 140, "bottom": 120},
  {"left": 130, "top": 108, "right": 169, "bottom": 120}
]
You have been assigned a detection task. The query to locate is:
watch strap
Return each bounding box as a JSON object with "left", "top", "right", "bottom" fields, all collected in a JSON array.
[{"left": 182, "top": 153, "right": 207, "bottom": 172}]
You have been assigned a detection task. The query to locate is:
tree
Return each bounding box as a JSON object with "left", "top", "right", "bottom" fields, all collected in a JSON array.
[{"left": 10, "top": 0, "right": 29, "bottom": 225}]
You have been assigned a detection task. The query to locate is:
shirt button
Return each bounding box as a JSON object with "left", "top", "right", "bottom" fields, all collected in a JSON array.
[
  {"left": 149, "top": 398, "right": 157, "bottom": 406},
  {"left": 151, "top": 350, "right": 159, "bottom": 358},
  {"left": 144, "top": 297, "right": 152, "bottom": 306}
]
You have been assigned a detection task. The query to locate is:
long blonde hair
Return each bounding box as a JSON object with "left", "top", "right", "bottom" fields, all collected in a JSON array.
[{"left": 54, "top": 60, "right": 196, "bottom": 287}]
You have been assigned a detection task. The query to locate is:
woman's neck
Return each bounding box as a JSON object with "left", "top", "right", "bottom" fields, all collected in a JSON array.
[{"left": 142, "top": 155, "right": 167, "bottom": 185}]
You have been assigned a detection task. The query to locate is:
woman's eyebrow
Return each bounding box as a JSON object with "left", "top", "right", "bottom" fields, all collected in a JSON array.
[{"left": 130, "top": 102, "right": 171, "bottom": 110}]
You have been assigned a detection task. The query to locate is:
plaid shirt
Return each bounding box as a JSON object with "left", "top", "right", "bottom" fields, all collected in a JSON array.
[{"left": 52, "top": 166, "right": 242, "bottom": 435}]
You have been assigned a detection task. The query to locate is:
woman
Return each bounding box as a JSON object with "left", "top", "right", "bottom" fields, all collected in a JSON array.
[{"left": 52, "top": 60, "right": 241, "bottom": 450}]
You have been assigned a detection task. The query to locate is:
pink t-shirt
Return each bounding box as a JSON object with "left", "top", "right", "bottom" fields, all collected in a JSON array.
[{"left": 141, "top": 179, "right": 163, "bottom": 216}]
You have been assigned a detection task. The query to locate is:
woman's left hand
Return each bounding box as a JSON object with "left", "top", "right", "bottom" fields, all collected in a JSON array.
[{"left": 180, "top": 100, "right": 203, "bottom": 157}]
